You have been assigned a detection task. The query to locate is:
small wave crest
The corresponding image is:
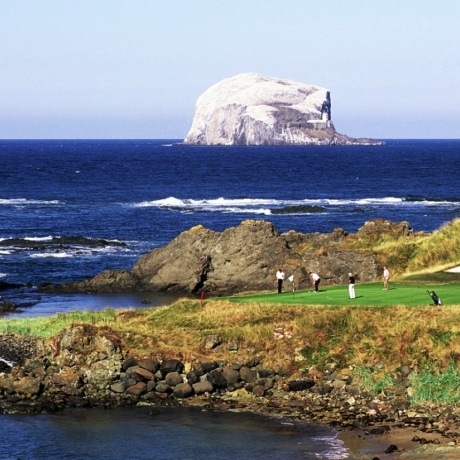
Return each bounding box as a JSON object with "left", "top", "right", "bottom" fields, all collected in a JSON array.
[
  {"left": 30, "top": 252, "right": 72, "bottom": 259},
  {"left": 0, "top": 235, "right": 133, "bottom": 261},
  {"left": 0, "top": 198, "right": 60, "bottom": 206}
]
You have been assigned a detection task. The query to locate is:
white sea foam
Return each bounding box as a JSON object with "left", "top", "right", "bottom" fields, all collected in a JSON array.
[
  {"left": 30, "top": 253, "right": 72, "bottom": 259},
  {"left": 0, "top": 198, "right": 60, "bottom": 205},
  {"left": 325, "top": 197, "right": 403, "bottom": 205},
  {"left": 28, "top": 245, "right": 128, "bottom": 259},
  {"left": 24, "top": 236, "right": 54, "bottom": 241},
  {"left": 132, "top": 196, "right": 460, "bottom": 215}
]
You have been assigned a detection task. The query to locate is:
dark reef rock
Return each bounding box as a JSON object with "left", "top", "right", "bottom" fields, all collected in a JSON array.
[
  {"left": 271, "top": 205, "right": 326, "bottom": 214},
  {"left": 0, "top": 236, "right": 126, "bottom": 249}
]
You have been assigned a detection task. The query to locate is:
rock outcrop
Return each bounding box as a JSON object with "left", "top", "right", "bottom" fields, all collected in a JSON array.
[
  {"left": 183, "top": 73, "right": 382, "bottom": 146},
  {"left": 40, "top": 219, "right": 411, "bottom": 296}
]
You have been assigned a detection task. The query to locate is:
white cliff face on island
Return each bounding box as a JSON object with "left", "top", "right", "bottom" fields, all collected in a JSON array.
[{"left": 183, "top": 73, "right": 382, "bottom": 146}]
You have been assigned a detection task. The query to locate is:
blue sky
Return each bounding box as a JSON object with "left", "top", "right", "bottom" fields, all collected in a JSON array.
[{"left": 1, "top": 1, "right": 458, "bottom": 139}]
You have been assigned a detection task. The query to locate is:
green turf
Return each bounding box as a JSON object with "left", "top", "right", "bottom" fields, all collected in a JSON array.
[{"left": 227, "top": 282, "right": 460, "bottom": 307}]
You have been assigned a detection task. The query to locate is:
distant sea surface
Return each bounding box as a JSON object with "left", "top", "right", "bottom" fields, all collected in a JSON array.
[
  {"left": 1, "top": 139, "right": 459, "bottom": 459},
  {"left": 1, "top": 139, "right": 459, "bottom": 317}
]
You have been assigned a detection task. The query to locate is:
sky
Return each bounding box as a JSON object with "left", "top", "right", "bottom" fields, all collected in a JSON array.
[{"left": 1, "top": 1, "right": 459, "bottom": 140}]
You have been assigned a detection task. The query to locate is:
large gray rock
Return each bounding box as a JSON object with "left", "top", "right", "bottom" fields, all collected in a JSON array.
[
  {"left": 183, "top": 73, "right": 382, "bottom": 146},
  {"left": 40, "top": 218, "right": 410, "bottom": 295}
]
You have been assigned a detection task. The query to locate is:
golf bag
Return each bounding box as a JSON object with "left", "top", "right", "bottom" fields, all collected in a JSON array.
[{"left": 427, "top": 290, "right": 442, "bottom": 306}]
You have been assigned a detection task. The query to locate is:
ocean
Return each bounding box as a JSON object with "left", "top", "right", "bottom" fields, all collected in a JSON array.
[
  {"left": 1, "top": 138, "right": 459, "bottom": 458},
  {"left": 1, "top": 139, "right": 459, "bottom": 305}
]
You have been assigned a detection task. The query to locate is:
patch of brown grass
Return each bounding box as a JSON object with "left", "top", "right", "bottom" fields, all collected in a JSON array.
[
  {"left": 100, "top": 300, "right": 460, "bottom": 379},
  {"left": 5, "top": 297, "right": 460, "bottom": 379}
]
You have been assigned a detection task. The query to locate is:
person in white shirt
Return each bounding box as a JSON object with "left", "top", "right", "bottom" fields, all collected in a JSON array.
[
  {"left": 383, "top": 266, "right": 390, "bottom": 290},
  {"left": 309, "top": 272, "right": 321, "bottom": 292},
  {"left": 276, "top": 269, "right": 285, "bottom": 293},
  {"left": 348, "top": 273, "right": 356, "bottom": 299}
]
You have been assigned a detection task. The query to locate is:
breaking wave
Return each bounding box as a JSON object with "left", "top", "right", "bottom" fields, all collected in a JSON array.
[
  {"left": 0, "top": 198, "right": 61, "bottom": 206},
  {"left": 133, "top": 196, "right": 460, "bottom": 215}
]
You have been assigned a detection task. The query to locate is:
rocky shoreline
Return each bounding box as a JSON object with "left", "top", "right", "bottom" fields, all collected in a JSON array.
[{"left": 1, "top": 327, "right": 460, "bottom": 458}]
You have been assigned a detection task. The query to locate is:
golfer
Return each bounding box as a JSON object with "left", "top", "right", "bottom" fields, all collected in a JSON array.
[
  {"left": 348, "top": 273, "right": 356, "bottom": 299},
  {"left": 309, "top": 272, "right": 321, "bottom": 292},
  {"left": 383, "top": 266, "right": 390, "bottom": 290},
  {"left": 276, "top": 268, "right": 285, "bottom": 293}
]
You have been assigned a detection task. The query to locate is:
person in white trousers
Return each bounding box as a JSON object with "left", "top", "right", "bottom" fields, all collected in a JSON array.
[{"left": 348, "top": 273, "right": 356, "bottom": 299}]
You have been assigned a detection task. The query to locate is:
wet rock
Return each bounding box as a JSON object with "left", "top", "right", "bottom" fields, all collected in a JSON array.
[
  {"left": 384, "top": 444, "right": 398, "bottom": 454},
  {"left": 134, "top": 367, "right": 155, "bottom": 381},
  {"left": 173, "top": 383, "right": 193, "bottom": 398},
  {"left": 240, "top": 366, "right": 257, "bottom": 383},
  {"left": 122, "top": 356, "right": 138, "bottom": 371},
  {"left": 222, "top": 367, "right": 240, "bottom": 386},
  {"left": 125, "top": 382, "right": 147, "bottom": 396},
  {"left": 110, "top": 382, "right": 126, "bottom": 393},
  {"left": 164, "top": 372, "right": 183, "bottom": 387},
  {"left": 154, "top": 382, "right": 172, "bottom": 394},
  {"left": 193, "top": 381, "right": 214, "bottom": 395},
  {"left": 160, "top": 359, "right": 184, "bottom": 376},
  {"left": 207, "top": 369, "right": 227, "bottom": 388},
  {"left": 288, "top": 379, "right": 315, "bottom": 392},
  {"left": 193, "top": 361, "right": 219, "bottom": 376},
  {"left": 138, "top": 358, "right": 159, "bottom": 373},
  {"left": 252, "top": 385, "right": 266, "bottom": 397}
]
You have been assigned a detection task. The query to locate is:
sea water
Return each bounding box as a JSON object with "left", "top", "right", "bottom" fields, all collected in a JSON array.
[
  {"left": 1, "top": 139, "right": 459, "bottom": 308},
  {"left": 0, "top": 407, "right": 347, "bottom": 459}
]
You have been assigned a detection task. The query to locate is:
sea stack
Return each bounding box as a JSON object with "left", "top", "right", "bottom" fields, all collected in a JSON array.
[{"left": 183, "top": 73, "right": 382, "bottom": 146}]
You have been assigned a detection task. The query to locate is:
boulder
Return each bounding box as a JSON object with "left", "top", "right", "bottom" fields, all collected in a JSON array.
[
  {"left": 164, "top": 372, "right": 184, "bottom": 387},
  {"left": 137, "top": 358, "right": 160, "bottom": 374},
  {"left": 125, "top": 382, "right": 147, "bottom": 396},
  {"left": 192, "top": 380, "right": 214, "bottom": 395},
  {"left": 288, "top": 379, "right": 316, "bottom": 391},
  {"left": 240, "top": 366, "right": 257, "bottom": 383},
  {"left": 134, "top": 367, "right": 155, "bottom": 381},
  {"left": 39, "top": 219, "right": 408, "bottom": 296},
  {"left": 183, "top": 73, "right": 383, "bottom": 146},
  {"left": 173, "top": 382, "right": 194, "bottom": 398},
  {"left": 160, "top": 359, "right": 184, "bottom": 376}
]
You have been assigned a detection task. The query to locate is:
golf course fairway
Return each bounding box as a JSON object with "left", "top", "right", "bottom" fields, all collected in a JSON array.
[{"left": 227, "top": 282, "right": 460, "bottom": 307}]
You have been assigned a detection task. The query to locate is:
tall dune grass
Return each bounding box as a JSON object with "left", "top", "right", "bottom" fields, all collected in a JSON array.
[{"left": 341, "top": 217, "right": 460, "bottom": 276}]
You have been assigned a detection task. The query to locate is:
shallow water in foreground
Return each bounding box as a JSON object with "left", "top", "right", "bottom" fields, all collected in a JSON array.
[
  {"left": 3, "top": 291, "right": 182, "bottom": 319},
  {"left": 0, "top": 407, "right": 347, "bottom": 459}
]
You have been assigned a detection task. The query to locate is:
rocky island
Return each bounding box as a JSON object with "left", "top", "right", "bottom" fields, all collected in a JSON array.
[{"left": 183, "top": 73, "right": 383, "bottom": 146}]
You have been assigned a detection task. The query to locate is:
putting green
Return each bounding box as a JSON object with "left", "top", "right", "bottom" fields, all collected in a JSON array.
[{"left": 227, "top": 282, "right": 460, "bottom": 307}]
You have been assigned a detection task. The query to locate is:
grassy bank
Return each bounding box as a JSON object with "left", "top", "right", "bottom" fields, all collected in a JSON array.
[
  {"left": 2, "top": 284, "right": 460, "bottom": 403},
  {"left": 338, "top": 217, "right": 460, "bottom": 277}
]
